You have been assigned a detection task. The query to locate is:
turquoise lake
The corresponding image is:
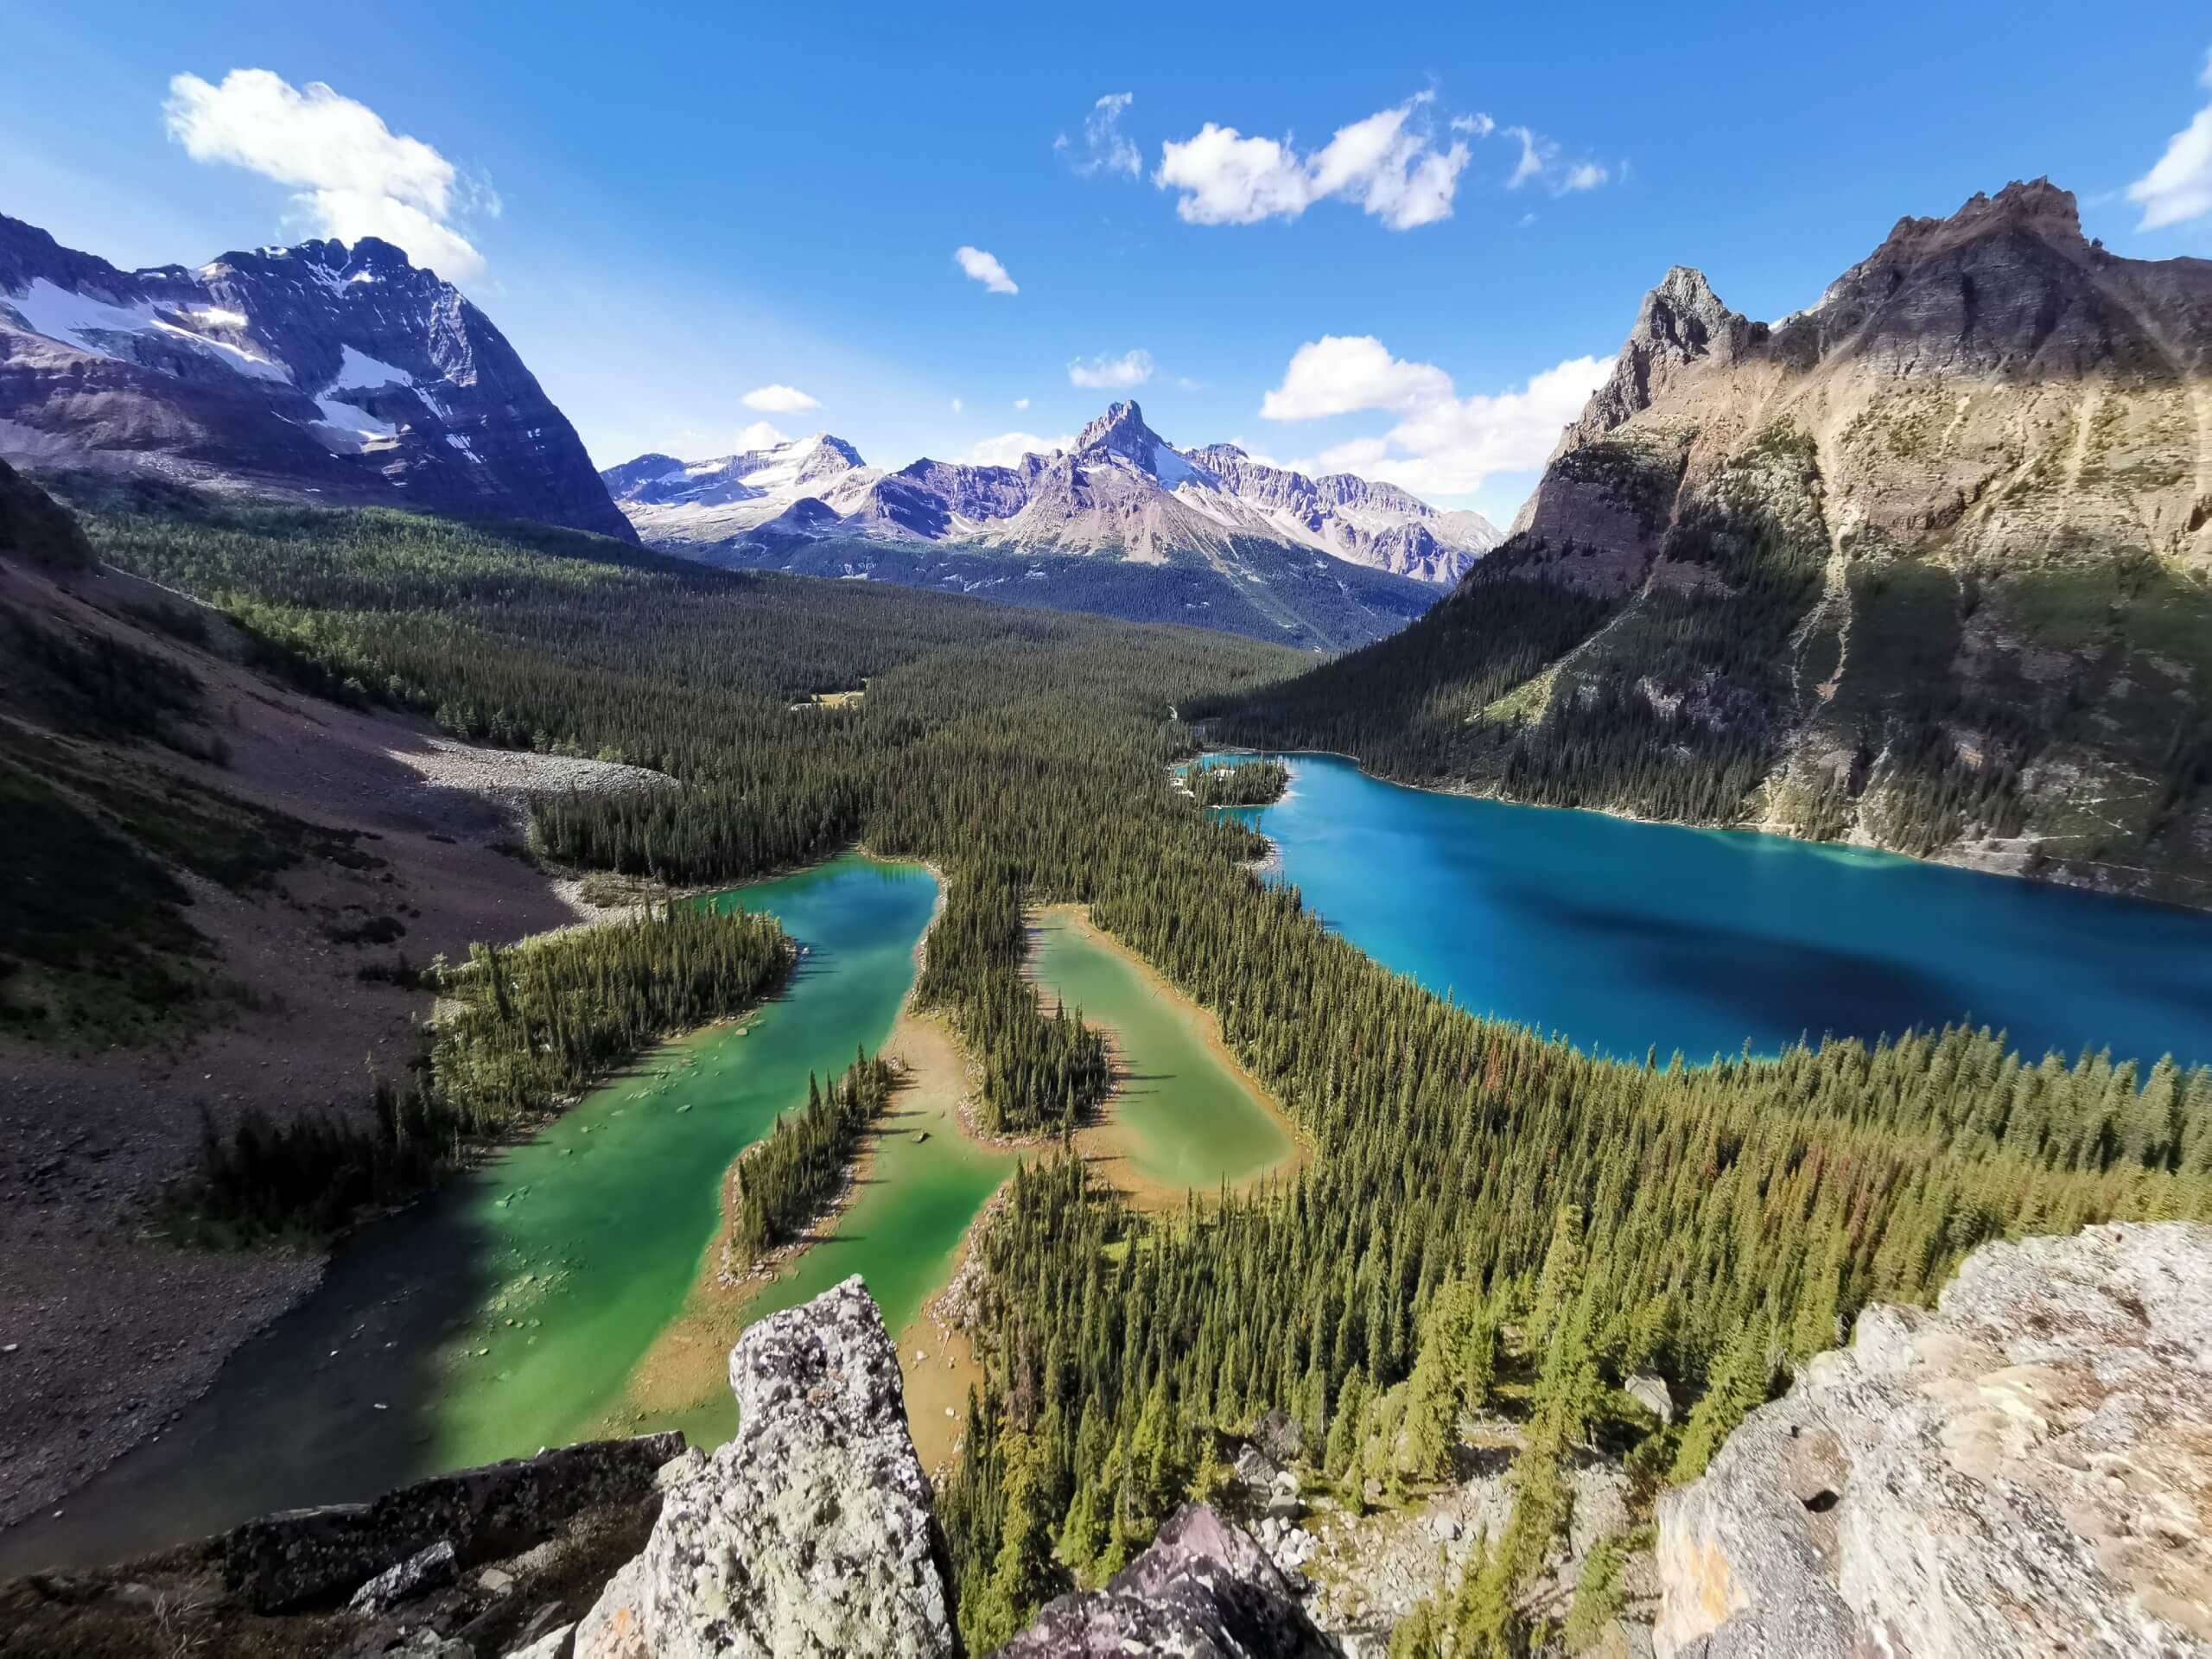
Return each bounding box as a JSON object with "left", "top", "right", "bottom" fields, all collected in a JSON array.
[{"left": 1221, "top": 753, "right": 2212, "bottom": 1068}]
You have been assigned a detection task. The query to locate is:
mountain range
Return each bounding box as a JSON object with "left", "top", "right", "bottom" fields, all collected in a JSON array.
[
  {"left": 604, "top": 401, "right": 1498, "bottom": 586},
  {"left": 0, "top": 213, "right": 632, "bottom": 540},
  {"left": 1216, "top": 179, "right": 2212, "bottom": 906}
]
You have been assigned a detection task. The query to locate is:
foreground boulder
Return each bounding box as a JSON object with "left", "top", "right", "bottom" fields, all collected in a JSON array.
[
  {"left": 1655, "top": 1222, "right": 2212, "bottom": 1657},
  {"left": 1001, "top": 1502, "right": 1341, "bottom": 1658},
  {"left": 577, "top": 1275, "right": 954, "bottom": 1658},
  {"left": 219, "top": 1430, "right": 684, "bottom": 1612}
]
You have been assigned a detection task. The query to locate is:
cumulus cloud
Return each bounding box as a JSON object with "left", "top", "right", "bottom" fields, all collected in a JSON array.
[
  {"left": 735, "top": 421, "right": 789, "bottom": 449},
  {"left": 741, "top": 384, "right": 820, "bottom": 413},
  {"left": 1260, "top": 336, "right": 1454, "bottom": 420},
  {"left": 1067, "top": 348, "right": 1154, "bottom": 390},
  {"left": 954, "top": 245, "right": 1019, "bottom": 295},
  {"left": 960, "top": 430, "right": 1073, "bottom": 467},
  {"left": 165, "top": 68, "right": 493, "bottom": 283},
  {"left": 2130, "top": 49, "right": 2212, "bottom": 230},
  {"left": 1262, "top": 335, "right": 1610, "bottom": 496},
  {"left": 1503, "top": 124, "right": 1611, "bottom": 196},
  {"left": 950, "top": 397, "right": 964, "bottom": 413},
  {"left": 1014, "top": 397, "right": 1031, "bottom": 410},
  {"left": 1058, "top": 92, "right": 1141, "bottom": 178},
  {"left": 1154, "top": 95, "right": 1471, "bottom": 231}
]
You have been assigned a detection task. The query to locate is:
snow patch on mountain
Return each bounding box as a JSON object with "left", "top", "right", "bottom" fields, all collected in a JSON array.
[
  {"left": 0, "top": 213, "right": 635, "bottom": 540},
  {"left": 605, "top": 400, "right": 1498, "bottom": 583}
]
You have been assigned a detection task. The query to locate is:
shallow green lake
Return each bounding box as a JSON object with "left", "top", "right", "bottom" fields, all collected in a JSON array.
[
  {"left": 1032, "top": 913, "right": 1295, "bottom": 1191},
  {"left": 1, "top": 854, "right": 938, "bottom": 1572},
  {"left": 1217, "top": 752, "right": 2212, "bottom": 1068}
]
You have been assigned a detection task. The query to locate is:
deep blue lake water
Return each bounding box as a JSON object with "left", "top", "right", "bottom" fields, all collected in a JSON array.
[{"left": 1219, "top": 753, "right": 2212, "bottom": 1067}]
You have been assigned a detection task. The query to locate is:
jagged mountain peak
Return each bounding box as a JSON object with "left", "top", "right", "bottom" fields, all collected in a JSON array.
[
  {"left": 1872, "top": 176, "right": 2085, "bottom": 263},
  {"left": 1074, "top": 398, "right": 1154, "bottom": 452},
  {"left": 612, "top": 398, "right": 1496, "bottom": 586},
  {"left": 0, "top": 212, "right": 632, "bottom": 539}
]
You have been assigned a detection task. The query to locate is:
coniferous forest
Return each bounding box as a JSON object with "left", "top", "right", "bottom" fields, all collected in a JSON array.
[
  {"left": 65, "top": 480, "right": 2212, "bottom": 1649},
  {"left": 729, "top": 1051, "right": 894, "bottom": 1263}
]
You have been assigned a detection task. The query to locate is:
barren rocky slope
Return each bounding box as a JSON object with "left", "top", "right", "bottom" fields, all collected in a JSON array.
[
  {"left": 1218, "top": 181, "right": 2212, "bottom": 907},
  {"left": 0, "top": 461, "right": 668, "bottom": 1530}
]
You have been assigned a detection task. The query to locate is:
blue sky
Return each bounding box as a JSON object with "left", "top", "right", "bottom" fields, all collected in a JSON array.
[{"left": 7, "top": 2, "right": 2212, "bottom": 524}]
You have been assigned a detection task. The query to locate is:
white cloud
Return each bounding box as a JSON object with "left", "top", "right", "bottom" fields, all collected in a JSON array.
[
  {"left": 1068, "top": 348, "right": 1154, "bottom": 390},
  {"left": 1503, "top": 124, "right": 1612, "bottom": 198},
  {"left": 954, "top": 245, "right": 1018, "bottom": 295},
  {"left": 950, "top": 397, "right": 964, "bottom": 413},
  {"left": 1014, "top": 397, "right": 1031, "bottom": 410},
  {"left": 2129, "top": 49, "right": 2212, "bottom": 230},
  {"left": 1452, "top": 112, "right": 1496, "bottom": 138},
  {"left": 1154, "top": 95, "right": 1471, "bottom": 231},
  {"left": 1260, "top": 335, "right": 1453, "bottom": 420},
  {"left": 164, "top": 68, "right": 491, "bottom": 283},
  {"left": 741, "top": 384, "right": 820, "bottom": 413},
  {"left": 1058, "top": 92, "right": 1141, "bottom": 178},
  {"left": 1262, "top": 335, "right": 1610, "bottom": 496},
  {"left": 735, "top": 421, "right": 789, "bottom": 449},
  {"left": 960, "top": 430, "right": 1073, "bottom": 467}
]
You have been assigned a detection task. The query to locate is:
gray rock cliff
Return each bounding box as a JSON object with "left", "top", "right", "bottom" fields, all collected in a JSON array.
[
  {"left": 575, "top": 1275, "right": 955, "bottom": 1658},
  {"left": 1655, "top": 1221, "right": 2212, "bottom": 1657}
]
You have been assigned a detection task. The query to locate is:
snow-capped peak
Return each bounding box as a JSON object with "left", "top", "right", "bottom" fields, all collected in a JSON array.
[{"left": 606, "top": 400, "right": 1499, "bottom": 585}]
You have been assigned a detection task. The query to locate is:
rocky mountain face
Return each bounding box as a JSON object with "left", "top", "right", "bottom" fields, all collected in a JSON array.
[
  {"left": 604, "top": 400, "right": 1497, "bottom": 582},
  {"left": 1221, "top": 180, "right": 2212, "bottom": 906},
  {"left": 0, "top": 213, "right": 633, "bottom": 541},
  {"left": 1657, "top": 1222, "right": 2212, "bottom": 1657}
]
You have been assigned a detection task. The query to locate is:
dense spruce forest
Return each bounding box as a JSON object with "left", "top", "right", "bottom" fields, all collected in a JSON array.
[{"left": 56, "top": 477, "right": 2212, "bottom": 1651}]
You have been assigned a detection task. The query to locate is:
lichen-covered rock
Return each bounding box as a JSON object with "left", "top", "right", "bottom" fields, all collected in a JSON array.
[
  {"left": 219, "top": 1430, "right": 683, "bottom": 1611},
  {"left": 1001, "top": 1503, "right": 1342, "bottom": 1657},
  {"left": 1656, "top": 1222, "right": 2212, "bottom": 1657},
  {"left": 348, "top": 1538, "right": 457, "bottom": 1613},
  {"left": 575, "top": 1275, "right": 951, "bottom": 1658}
]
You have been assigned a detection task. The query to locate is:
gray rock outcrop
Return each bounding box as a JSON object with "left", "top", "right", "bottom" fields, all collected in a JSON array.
[
  {"left": 575, "top": 1275, "right": 954, "bottom": 1658},
  {"left": 1655, "top": 1221, "right": 2212, "bottom": 1657},
  {"left": 1001, "top": 1502, "right": 1342, "bottom": 1658},
  {"left": 349, "top": 1538, "right": 458, "bottom": 1614},
  {"left": 219, "top": 1429, "right": 683, "bottom": 1611}
]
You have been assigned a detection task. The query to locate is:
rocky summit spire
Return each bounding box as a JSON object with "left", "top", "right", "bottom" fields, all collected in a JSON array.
[
  {"left": 1573, "top": 265, "right": 1757, "bottom": 441},
  {"left": 1073, "top": 399, "right": 1161, "bottom": 462}
]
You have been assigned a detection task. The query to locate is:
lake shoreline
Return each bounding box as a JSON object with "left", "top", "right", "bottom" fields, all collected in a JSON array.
[
  {"left": 1031, "top": 904, "right": 1309, "bottom": 1207},
  {"left": 1204, "top": 743, "right": 2211, "bottom": 917}
]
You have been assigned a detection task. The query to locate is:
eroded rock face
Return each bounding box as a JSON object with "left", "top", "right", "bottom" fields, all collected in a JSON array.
[
  {"left": 1656, "top": 1222, "right": 2212, "bottom": 1658},
  {"left": 575, "top": 1274, "right": 953, "bottom": 1659},
  {"left": 1001, "top": 1502, "right": 1343, "bottom": 1658},
  {"left": 219, "top": 1430, "right": 683, "bottom": 1612}
]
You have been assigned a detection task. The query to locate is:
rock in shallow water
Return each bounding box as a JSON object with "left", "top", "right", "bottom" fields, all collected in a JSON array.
[
  {"left": 1655, "top": 1221, "right": 2212, "bottom": 1658},
  {"left": 575, "top": 1274, "right": 953, "bottom": 1658}
]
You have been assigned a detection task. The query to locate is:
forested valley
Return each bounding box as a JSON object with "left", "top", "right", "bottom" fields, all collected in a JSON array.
[{"left": 51, "top": 474, "right": 2212, "bottom": 1651}]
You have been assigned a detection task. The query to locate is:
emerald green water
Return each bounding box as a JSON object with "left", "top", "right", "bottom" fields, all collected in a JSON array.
[
  {"left": 668, "top": 1071, "right": 1017, "bottom": 1451},
  {"left": 1033, "top": 914, "right": 1295, "bottom": 1191},
  {"left": 6, "top": 861, "right": 1303, "bottom": 1574},
  {"left": 2, "top": 854, "right": 938, "bottom": 1573}
]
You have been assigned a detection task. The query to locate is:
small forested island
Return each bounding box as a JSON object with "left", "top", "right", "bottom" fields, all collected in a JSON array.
[{"left": 1188, "top": 757, "right": 1292, "bottom": 810}]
